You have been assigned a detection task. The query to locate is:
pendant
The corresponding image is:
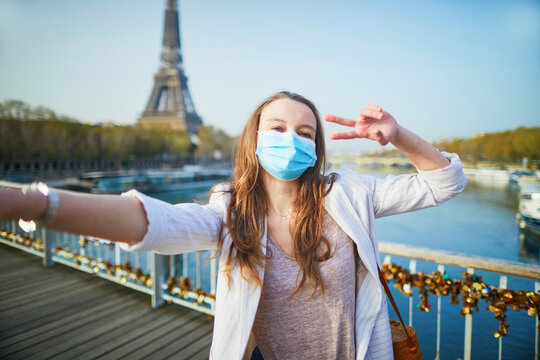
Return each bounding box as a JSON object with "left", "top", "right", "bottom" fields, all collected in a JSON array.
[{"left": 270, "top": 207, "right": 291, "bottom": 222}]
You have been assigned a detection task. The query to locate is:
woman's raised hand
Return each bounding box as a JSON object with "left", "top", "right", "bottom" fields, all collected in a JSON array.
[{"left": 324, "top": 105, "right": 399, "bottom": 146}]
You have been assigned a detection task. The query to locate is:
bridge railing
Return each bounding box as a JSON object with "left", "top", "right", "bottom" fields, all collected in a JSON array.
[
  {"left": 378, "top": 241, "right": 540, "bottom": 360},
  {"left": 1, "top": 220, "right": 539, "bottom": 359},
  {"left": 0, "top": 220, "right": 217, "bottom": 315}
]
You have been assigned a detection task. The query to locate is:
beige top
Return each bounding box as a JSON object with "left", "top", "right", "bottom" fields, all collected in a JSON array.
[{"left": 252, "top": 214, "right": 364, "bottom": 360}]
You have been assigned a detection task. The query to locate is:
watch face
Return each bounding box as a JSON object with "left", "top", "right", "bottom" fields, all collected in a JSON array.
[{"left": 36, "top": 182, "right": 49, "bottom": 196}]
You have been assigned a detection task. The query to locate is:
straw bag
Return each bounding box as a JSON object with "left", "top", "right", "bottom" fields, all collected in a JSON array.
[{"left": 378, "top": 266, "right": 423, "bottom": 360}]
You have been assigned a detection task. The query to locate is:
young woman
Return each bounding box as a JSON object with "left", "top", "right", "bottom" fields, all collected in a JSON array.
[{"left": 0, "top": 91, "right": 467, "bottom": 360}]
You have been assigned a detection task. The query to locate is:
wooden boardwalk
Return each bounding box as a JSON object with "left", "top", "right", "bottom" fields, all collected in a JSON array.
[{"left": 0, "top": 245, "right": 213, "bottom": 360}]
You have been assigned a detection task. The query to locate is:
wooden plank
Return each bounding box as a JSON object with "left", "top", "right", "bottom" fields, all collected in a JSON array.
[
  {"left": 0, "top": 261, "right": 57, "bottom": 275},
  {"left": 0, "top": 245, "right": 213, "bottom": 359},
  {"left": 0, "top": 242, "right": 212, "bottom": 359},
  {"left": 97, "top": 310, "right": 208, "bottom": 360},
  {"left": 0, "top": 275, "right": 87, "bottom": 303},
  {"left": 31, "top": 296, "right": 154, "bottom": 360},
  {"left": 188, "top": 343, "right": 213, "bottom": 360},
  {"left": 1, "top": 295, "right": 144, "bottom": 358},
  {"left": 163, "top": 323, "right": 214, "bottom": 360},
  {"left": 0, "top": 265, "right": 51, "bottom": 282},
  {"left": 0, "top": 273, "right": 73, "bottom": 294},
  {"left": 0, "top": 291, "right": 140, "bottom": 349},
  {"left": 143, "top": 324, "right": 213, "bottom": 360},
  {"left": 78, "top": 311, "right": 191, "bottom": 359},
  {"left": 53, "top": 305, "right": 181, "bottom": 359},
  {"left": 1, "top": 278, "right": 126, "bottom": 315},
  {"left": 0, "top": 282, "right": 132, "bottom": 331}
]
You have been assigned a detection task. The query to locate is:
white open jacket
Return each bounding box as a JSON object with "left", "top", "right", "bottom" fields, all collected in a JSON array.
[{"left": 121, "top": 151, "right": 467, "bottom": 360}]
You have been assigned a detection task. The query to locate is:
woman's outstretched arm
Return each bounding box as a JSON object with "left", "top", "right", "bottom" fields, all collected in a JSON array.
[{"left": 1, "top": 186, "right": 147, "bottom": 245}]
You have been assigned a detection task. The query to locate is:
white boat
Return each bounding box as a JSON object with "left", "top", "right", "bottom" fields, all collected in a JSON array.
[
  {"left": 74, "top": 170, "right": 150, "bottom": 194},
  {"left": 463, "top": 167, "right": 510, "bottom": 188},
  {"left": 510, "top": 170, "right": 540, "bottom": 188},
  {"left": 76, "top": 167, "right": 232, "bottom": 194},
  {"left": 517, "top": 183, "right": 540, "bottom": 236}
]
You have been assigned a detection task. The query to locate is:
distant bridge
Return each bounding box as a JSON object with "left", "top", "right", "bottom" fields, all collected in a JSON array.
[{"left": 327, "top": 154, "right": 413, "bottom": 168}]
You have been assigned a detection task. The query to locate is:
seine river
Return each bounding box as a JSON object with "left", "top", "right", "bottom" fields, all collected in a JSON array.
[{"left": 149, "top": 166, "right": 538, "bottom": 359}]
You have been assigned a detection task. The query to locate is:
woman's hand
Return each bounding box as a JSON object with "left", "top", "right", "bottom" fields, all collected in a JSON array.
[
  {"left": 324, "top": 105, "right": 451, "bottom": 170},
  {"left": 324, "top": 105, "right": 399, "bottom": 146}
]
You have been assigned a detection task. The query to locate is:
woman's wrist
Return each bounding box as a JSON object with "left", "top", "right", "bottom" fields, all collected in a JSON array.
[
  {"left": 17, "top": 185, "right": 48, "bottom": 221},
  {"left": 390, "top": 124, "right": 415, "bottom": 151},
  {"left": 389, "top": 125, "right": 450, "bottom": 170},
  {"left": 28, "top": 183, "right": 59, "bottom": 225},
  {"left": 389, "top": 124, "right": 404, "bottom": 145}
]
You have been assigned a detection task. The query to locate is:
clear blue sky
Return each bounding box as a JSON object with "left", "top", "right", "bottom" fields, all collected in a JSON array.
[{"left": 1, "top": 0, "right": 539, "bottom": 153}]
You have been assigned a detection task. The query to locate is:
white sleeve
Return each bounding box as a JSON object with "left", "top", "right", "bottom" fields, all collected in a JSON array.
[
  {"left": 372, "top": 151, "right": 468, "bottom": 218},
  {"left": 117, "top": 189, "right": 224, "bottom": 255}
]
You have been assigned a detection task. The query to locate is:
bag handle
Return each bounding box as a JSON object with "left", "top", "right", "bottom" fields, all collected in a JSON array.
[{"left": 377, "top": 264, "right": 412, "bottom": 339}]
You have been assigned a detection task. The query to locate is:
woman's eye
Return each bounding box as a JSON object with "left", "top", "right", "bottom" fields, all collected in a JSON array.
[
  {"left": 299, "top": 132, "right": 313, "bottom": 139},
  {"left": 272, "top": 126, "right": 285, "bottom": 132}
]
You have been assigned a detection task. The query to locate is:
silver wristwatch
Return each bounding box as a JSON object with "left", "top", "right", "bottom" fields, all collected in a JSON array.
[
  {"left": 33, "top": 182, "right": 59, "bottom": 225},
  {"left": 18, "top": 181, "right": 60, "bottom": 232}
]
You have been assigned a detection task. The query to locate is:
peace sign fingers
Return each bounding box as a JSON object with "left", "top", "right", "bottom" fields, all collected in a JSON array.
[
  {"left": 324, "top": 105, "right": 398, "bottom": 143},
  {"left": 324, "top": 115, "right": 357, "bottom": 127},
  {"left": 329, "top": 130, "right": 361, "bottom": 140},
  {"left": 324, "top": 115, "right": 363, "bottom": 140}
]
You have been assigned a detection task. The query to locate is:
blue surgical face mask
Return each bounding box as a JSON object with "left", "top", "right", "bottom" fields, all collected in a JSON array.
[{"left": 255, "top": 130, "right": 317, "bottom": 181}]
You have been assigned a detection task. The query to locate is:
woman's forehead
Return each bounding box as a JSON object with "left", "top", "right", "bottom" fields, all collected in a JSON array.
[{"left": 260, "top": 98, "right": 317, "bottom": 129}]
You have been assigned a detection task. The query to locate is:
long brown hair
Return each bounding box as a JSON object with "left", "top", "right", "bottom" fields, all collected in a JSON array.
[{"left": 215, "top": 91, "right": 337, "bottom": 299}]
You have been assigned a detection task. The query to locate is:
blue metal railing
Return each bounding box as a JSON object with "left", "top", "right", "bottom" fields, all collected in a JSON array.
[{"left": 0, "top": 220, "right": 217, "bottom": 315}]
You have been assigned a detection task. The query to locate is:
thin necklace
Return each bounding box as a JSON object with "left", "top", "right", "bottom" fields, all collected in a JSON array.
[{"left": 270, "top": 207, "right": 292, "bottom": 223}]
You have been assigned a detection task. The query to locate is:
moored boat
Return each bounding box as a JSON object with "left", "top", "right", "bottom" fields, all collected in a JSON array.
[
  {"left": 143, "top": 167, "right": 232, "bottom": 193},
  {"left": 517, "top": 183, "right": 540, "bottom": 237},
  {"left": 74, "top": 166, "right": 233, "bottom": 194},
  {"left": 463, "top": 167, "right": 510, "bottom": 188},
  {"left": 510, "top": 170, "right": 540, "bottom": 188}
]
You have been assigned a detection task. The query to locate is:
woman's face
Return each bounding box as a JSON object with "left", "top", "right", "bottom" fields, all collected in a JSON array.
[{"left": 258, "top": 98, "right": 317, "bottom": 141}]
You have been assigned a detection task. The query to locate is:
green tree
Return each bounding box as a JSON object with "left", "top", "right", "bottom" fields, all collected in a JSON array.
[{"left": 0, "top": 99, "right": 236, "bottom": 162}]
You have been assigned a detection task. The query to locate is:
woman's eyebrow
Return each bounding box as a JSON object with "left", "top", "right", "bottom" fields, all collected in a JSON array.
[
  {"left": 266, "top": 118, "right": 316, "bottom": 132},
  {"left": 298, "top": 124, "right": 316, "bottom": 132},
  {"left": 266, "top": 118, "right": 287, "bottom": 124}
]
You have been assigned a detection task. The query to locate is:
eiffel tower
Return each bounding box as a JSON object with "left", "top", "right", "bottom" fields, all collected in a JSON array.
[{"left": 137, "top": 0, "right": 202, "bottom": 139}]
